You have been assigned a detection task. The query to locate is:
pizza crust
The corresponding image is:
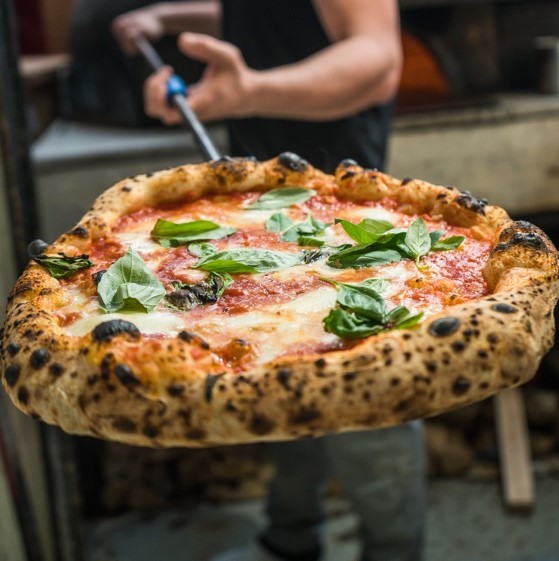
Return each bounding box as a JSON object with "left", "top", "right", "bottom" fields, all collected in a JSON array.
[{"left": 2, "top": 153, "right": 558, "bottom": 447}]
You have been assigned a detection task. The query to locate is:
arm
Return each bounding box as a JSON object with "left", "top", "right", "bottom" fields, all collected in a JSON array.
[
  {"left": 112, "top": 1, "right": 221, "bottom": 55},
  {"left": 144, "top": 0, "right": 402, "bottom": 123}
]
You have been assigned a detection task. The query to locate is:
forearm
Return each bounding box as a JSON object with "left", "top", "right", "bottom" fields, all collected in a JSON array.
[
  {"left": 247, "top": 35, "right": 401, "bottom": 121},
  {"left": 151, "top": 1, "right": 221, "bottom": 37}
]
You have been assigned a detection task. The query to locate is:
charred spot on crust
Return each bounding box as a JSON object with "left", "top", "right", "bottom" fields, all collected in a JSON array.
[
  {"left": 289, "top": 406, "right": 321, "bottom": 425},
  {"left": 143, "top": 425, "right": 159, "bottom": 438},
  {"left": 121, "top": 185, "right": 132, "bottom": 192},
  {"left": 401, "top": 177, "right": 413, "bottom": 185},
  {"left": 178, "top": 330, "right": 210, "bottom": 349},
  {"left": 17, "top": 386, "right": 30, "bottom": 405},
  {"left": 277, "top": 152, "right": 308, "bottom": 172},
  {"left": 429, "top": 317, "right": 461, "bottom": 337},
  {"left": 30, "top": 348, "right": 50, "bottom": 369},
  {"left": 249, "top": 414, "right": 275, "bottom": 435},
  {"left": 112, "top": 417, "right": 137, "bottom": 433},
  {"left": 452, "top": 377, "right": 471, "bottom": 395},
  {"left": 204, "top": 373, "right": 223, "bottom": 403},
  {"left": 7, "top": 342, "right": 20, "bottom": 357},
  {"left": 68, "top": 226, "right": 88, "bottom": 238},
  {"left": 114, "top": 364, "right": 141, "bottom": 388},
  {"left": 186, "top": 428, "right": 206, "bottom": 440},
  {"left": 510, "top": 232, "right": 547, "bottom": 250},
  {"left": 4, "top": 364, "right": 20, "bottom": 386},
  {"left": 491, "top": 303, "right": 518, "bottom": 314},
  {"left": 455, "top": 191, "right": 487, "bottom": 214},
  {"left": 27, "top": 239, "right": 49, "bottom": 258},
  {"left": 168, "top": 383, "right": 185, "bottom": 396},
  {"left": 339, "top": 158, "right": 359, "bottom": 168},
  {"left": 341, "top": 170, "right": 356, "bottom": 180},
  {"left": 277, "top": 368, "right": 292, "bottom": 390},
  {"left": 92, "top": 320, "right": 141, "bottom": 342}
]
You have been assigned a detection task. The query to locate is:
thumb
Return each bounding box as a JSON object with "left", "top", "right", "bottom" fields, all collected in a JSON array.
[{"left": 178, "top": 32, "right": 242, "bottom": 67}]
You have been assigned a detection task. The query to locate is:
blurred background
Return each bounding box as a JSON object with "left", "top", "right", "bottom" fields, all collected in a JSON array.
[{"left": 1, "top": 1, "right": 559, "bottom": 560}]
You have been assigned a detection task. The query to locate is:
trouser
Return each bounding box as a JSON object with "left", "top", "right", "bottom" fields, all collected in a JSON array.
[{"left": 261, "top": 421, "right": 426, "bottom": 561}]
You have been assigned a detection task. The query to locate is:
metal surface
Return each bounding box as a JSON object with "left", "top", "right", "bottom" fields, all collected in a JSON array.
[
  {"left": 135, "top": 36, "right": 221, "bottom": 161},
  {"left": 0, "top": 0, "right": 40, "bottom": 271}
]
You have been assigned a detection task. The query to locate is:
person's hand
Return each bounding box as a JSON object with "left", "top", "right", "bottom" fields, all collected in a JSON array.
[
  {"left": 144, "top": 32, "right": 258, "bottom": 124},
  {"left": 112, "top": 7, "right": 165, "bottom": 55}
]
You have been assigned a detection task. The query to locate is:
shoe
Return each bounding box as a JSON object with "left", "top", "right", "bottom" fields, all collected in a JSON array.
[{"left": 210, "top": 542, "right": 289, "bottom": 561}]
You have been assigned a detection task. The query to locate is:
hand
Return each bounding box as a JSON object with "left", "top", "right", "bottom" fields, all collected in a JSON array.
[
  {"left": 144, "top": 32, "right": 258, "bottom": 124},
  {"left": 112, "top": 7, "right": 165, "bottom": 56}
]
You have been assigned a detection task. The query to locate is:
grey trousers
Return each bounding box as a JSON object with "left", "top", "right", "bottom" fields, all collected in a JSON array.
[{"left": 262, "top": 422, "right": 426, "bottom": 561}]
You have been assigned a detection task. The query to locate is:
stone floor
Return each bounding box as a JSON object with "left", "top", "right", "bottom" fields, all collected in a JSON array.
[{"left": 86, "top": 476, "right": 559, "bottom": 561}]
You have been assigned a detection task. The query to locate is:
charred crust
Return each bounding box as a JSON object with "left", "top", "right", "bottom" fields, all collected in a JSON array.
[
  {"left": 30, "top": 348, "right": 50, "bottom": 370},
  {"left": 143, "top": 425, "right": 159, "bottom": 438},
  {"left": 455, "top": 192, "right": 487, "bottom": 215},
  {"left": 112, "top": 418, "right": 137, "bottom": 433},
  {"left": 167, "top": 383, "right": 185, "bottom": 396},
  {"left": 428, "top": 317, "right": 461, "bottom": 337},
  {"left": 277, "top": 368, "right": 292, "bottom": 390},
  {"left": 277, "top": 152, "right": 308, "bottom": 172},
  {"left": 491, "top": 303, "right": 518, "bottom": 314},
  {"left": 4, "top": 364, "right": 20, "bottom": 387},
  {"left": 114, "top": 364, "right": 141, "bottom": 388},
  {"left": 186, "top": 428, "right": 206, "bottom": 440},
  {"left": 314, "top": 358, "right": 327, "bottom": 369},
  {"left": 401, "top": 177, "right": 413, "bottom": 185},
  {"left": 68, "top": 226, "right": 89, "bottom": 238},
  {"left": 341, "top": 171, "right": 356, "bottom": 181},
  {"left": 17, "top": 386, "right": 29, "bottom": 405},
  {"left": 178, "top": 330, "right": 210, "bottom": 349},
  {"left": 339, "top": 158, "right": 359, "bottom": 168},
  {"left": 452, "top": 377, "right": 471, "bottom": 395},
  {"left": 92, "top": 320, "right": 141, "bottom": 342},
  {"left": 249, "top": 414, "right": 275, "bottom": 435},
  {"left": 204, "top": 373, "right": 223, "bottom": 403},
  {"left": 121, "top": 185, "right": 132, "bottom": 192},
  {"left": 289, "top": 406, "right": 321, "bottom": 425},
  {"left": 7, "top": 342, "right": 20, "bottom": 357}
]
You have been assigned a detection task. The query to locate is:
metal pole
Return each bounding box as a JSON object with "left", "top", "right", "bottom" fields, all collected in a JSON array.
[{"left": 0, "top": 0, "right": 40, "bottom": 271}]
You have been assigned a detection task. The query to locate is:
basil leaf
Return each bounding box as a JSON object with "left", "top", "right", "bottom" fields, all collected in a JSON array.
[
  {"left": 429, "top": 231, "right": 444, "bottom": 246},
  {"left": 33, "top": 253, "right": 93, "bottom": 279},
  {"left": 166, "top": 272, "right": 233, "bottom": 311},
  {"left": 195, "top": 248, "right": 303, "bottom": 273},
  {"left": 337, "top": 285, "right": 386, "bottom": 322},
  {"left": 432, "top": 235, "right": 465, "bottom": 251},
  {"left": 98, "top": 248, "right": 165, "bottom": 313},
  {"left": 282, "top": 215, "right": 329, "bottom": 243},
  {"left": 323, "top": 309, "right": 384, "bottom": 339},
  {"left": 356, "top": 278, "right": 390, "bottom": 293},
  {"left": 404, "top": 218, "right": 432, "bottom": 263},
  {"left": 393, "top": 312, "right": 424, "bottom": 330},
  {"left": 298, "top": 236, "right": 325, "bottom": 247},
  {"left": 336, "top": 218, "right": 393, "bottom": 244},
  {"left": 266, "top": 213, "right": 294, "bottom": 233},
  {"left": 328, "top": 248, "right": 402, "bottom": 269},
  {"left": 248, "top": 187, "right": 316, "bottom": 210},
  {"left": 188, "top": 242, "right": 217, "bottom": 258},
  {"left": 151, "top": 219, "right": 236, "bottom": 247}
]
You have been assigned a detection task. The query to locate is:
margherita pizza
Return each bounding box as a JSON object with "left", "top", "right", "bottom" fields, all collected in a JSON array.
[{"left": 1, "top": 153, "right": 558, "bottom": 447}]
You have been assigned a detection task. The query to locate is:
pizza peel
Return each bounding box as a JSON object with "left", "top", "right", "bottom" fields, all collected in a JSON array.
[{"left": 134, "top": 36, "right": 221, "bottom": 161}]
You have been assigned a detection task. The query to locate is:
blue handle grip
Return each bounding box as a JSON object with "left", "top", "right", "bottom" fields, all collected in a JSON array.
[{"left": 166, "top": 74, "right": 188, "bottom": 105}]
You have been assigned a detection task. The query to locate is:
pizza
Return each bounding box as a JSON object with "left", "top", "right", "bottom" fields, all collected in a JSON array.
[{"left": 1, "top": 152, "right": 558, "bottom": 447}]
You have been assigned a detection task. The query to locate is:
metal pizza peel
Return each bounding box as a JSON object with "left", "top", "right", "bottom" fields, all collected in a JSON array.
[{"left": 134, "top": 36, "right": 221, "bottom": 161}]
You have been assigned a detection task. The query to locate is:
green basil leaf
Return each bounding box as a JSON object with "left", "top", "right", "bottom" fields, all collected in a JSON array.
[
  {"left": 429, "top": 231, "right": 444, "bottom": 246},
  {"left": 356, "top": 278, "right": 390, "bottom": 293},
  {"left": 195, "top": 248, "right": 302, "bottom": 273},
  {"left": 188, "top": 242, "right": 217, "bottom": 258},
  {"left": 98, "top": 248, "right": 166, "bottom": 313},
  {"left": 404, "top": 218, "right": 432, "bottom": 263},
  {"left": 394, "top": 311, "right": 424, "bottom": 330},
  {"left": 298, "top": 236, "right": 326, "bottom": 247},
  {"left": 166, "top": 272, "right": 233, "bottom": 311},
  {"left": 323, "top": 309, "right": 384, "bottom": 339},
  {"left": 266, "top": 213, "right": 294, "bottom": 233},
  {"left": 337, "top": 285, "right": 386, "bottom": 322},
  {"left": 336, "top": 218, "right": 394, "bottom": 244},
  {"left": 280, "top": 214, "right": 329, "bottom": 243},
  {"left": 248, "top": 187, "right": 316, "bottom": 210},
  {"left": 432, "top": 235, "right": 465, "bottom": 251},
  {"left": 151, "top": 219, "right": 236, "bottom": 247},
  {"left": 328, "top": 248, "right": 402, "bottom": 269},
  {"left": 33, "top": 253, "right": 93, "bottom": 279}
]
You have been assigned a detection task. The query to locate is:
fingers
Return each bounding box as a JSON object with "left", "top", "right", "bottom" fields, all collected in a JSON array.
[
  {"left": 178, "top": 32, "right": 242, "bottom": 67},
  {"left": 112, "top": 16, "right": 141, "bottom": 55},
  {"left": 112, "top": 10, "right": 164, "bottom": 57},
  {"left": 144, "top": 67, "right": 182, "bottom": 126}
]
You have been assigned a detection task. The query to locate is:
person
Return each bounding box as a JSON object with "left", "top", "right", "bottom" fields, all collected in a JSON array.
[{"left": 113, "top": 2, "right": 427, "bottom": 561}]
